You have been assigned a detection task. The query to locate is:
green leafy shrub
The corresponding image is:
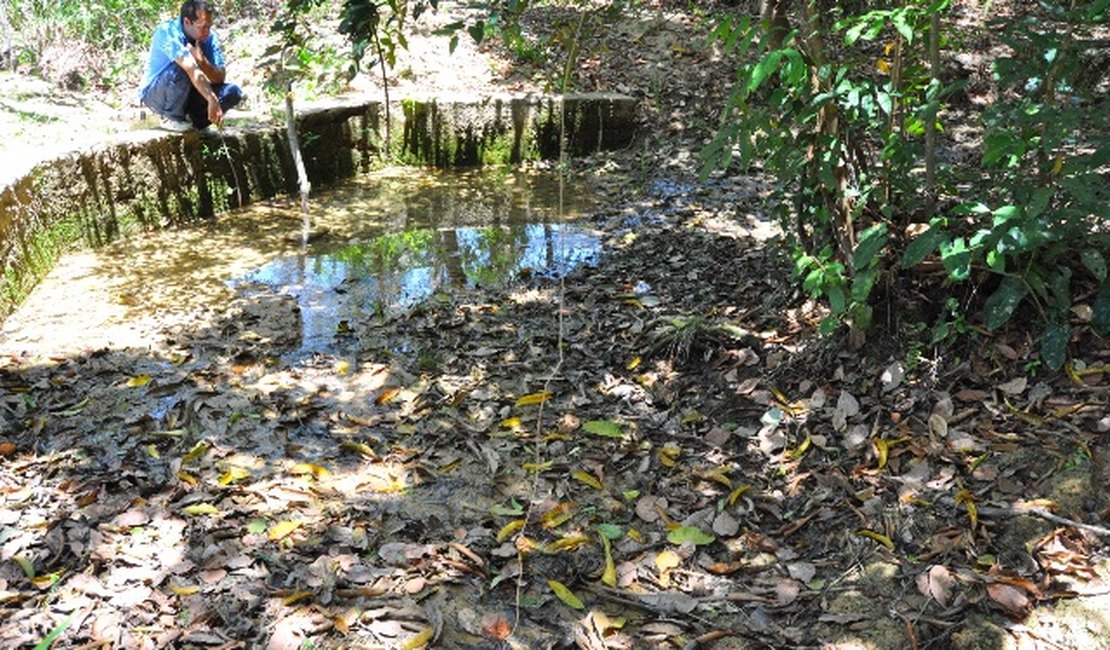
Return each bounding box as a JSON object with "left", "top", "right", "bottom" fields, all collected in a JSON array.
[{"left": 899, "top": 0, "right": 1109, "bottom": 368}]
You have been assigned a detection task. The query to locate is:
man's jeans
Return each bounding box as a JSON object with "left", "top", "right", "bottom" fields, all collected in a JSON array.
[{"left": 141, "top": 64, "right": 242, "bottom": 128}]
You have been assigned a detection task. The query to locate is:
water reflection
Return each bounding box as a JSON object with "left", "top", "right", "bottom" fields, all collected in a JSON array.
[
  {"left": 0, "top": 167, "right": 601, "bottom": 356},
  {"left": 234, "top": 223, "right": 600, "bottom": 352}
]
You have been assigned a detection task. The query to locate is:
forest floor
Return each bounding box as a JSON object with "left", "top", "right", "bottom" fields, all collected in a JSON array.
[{"left": 2, "top": 1, "right": 1109, "bottom": 649}]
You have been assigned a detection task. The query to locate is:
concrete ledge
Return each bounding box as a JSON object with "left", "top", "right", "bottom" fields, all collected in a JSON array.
[{"left": 0, "top": 92, "right": 636, "bottom": 320}]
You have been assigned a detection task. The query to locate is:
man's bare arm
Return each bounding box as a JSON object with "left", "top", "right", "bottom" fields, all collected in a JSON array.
[
  {"left": 175, "top": 54, "right": 223, "bottom": 126},
  {"left": 187, "top": 42, "right": 225, "bottom": 84}
]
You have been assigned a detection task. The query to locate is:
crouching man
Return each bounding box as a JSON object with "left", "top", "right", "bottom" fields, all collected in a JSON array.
[{"left": 139, "top": 0, "right": 242, "bottom": 132}]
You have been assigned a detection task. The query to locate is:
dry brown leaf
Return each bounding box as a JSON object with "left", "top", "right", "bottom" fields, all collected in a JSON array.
[
  {"left": 986, "top": 582, "right": 1030, "bottom": 616},
  {"left": 916, "top": 565, "right": 956, "bottom": 606}
]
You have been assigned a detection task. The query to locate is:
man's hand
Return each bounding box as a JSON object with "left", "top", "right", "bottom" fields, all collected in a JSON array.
[
  {"left": 207, "top": 97, "right": 224, "bottom": 129},
  {"left": 188, "top": 43, "right": 206, "bottom": 66}
]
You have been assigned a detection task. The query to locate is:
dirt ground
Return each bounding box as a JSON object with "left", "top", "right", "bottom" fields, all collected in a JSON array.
[{"left": 2, "top": 2, "right": 1109, "bottom": 649}]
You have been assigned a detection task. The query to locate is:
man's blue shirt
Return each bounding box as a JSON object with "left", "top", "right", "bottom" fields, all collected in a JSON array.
[{"left": 139, "top": 16, "right": 226, "bottom": 99}]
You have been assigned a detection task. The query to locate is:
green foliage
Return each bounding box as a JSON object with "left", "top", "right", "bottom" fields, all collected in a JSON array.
[
  {"left": 898, "top": 1, "right": 1109, "bottom": 368},
  {"left": 707, "top": 0, "right": 1107, "bottom": 370},
  {"left": 702, "top": 1, "right": 951, "bottom": 334}
]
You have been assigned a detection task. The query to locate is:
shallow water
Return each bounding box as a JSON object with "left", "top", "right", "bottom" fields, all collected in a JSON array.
[{"left": 0, "top": 167, "right": 599, "bottom": 357}]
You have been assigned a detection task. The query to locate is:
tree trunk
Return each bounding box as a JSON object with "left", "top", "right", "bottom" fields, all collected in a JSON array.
[
  {"left": 284, "top": 83, "right": 312, "bottom": 245},
  {"left": 924, "top": 10, "right": 940, "bottom": 218}
]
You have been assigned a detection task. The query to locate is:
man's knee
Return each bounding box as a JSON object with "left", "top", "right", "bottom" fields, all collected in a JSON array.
[
  {"left": 142, "top": 66, "right": 191, "bottom": 119},
  {"left": 216, "top": 83, "right": 243, "bottom": 112}
]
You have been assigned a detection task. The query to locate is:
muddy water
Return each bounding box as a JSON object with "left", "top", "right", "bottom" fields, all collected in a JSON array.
[{"left": 0, "top": 167, "right": 599, "bottom": 357}]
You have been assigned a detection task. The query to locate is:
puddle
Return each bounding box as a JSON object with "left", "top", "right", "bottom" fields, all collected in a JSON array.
[{"left": 0, "top": 168, "right": 600, "bottom": 357}]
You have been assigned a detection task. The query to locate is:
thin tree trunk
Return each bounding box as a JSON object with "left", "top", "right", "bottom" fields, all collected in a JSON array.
[
  {"left": 925, "top": 11, "right": 940, "bottom": 218},
  {"left": 284, "top": 82, "right": 311, "bottom": 245},
  {"left": 374, "top": 30, "right": 391, "bottom": 159}
]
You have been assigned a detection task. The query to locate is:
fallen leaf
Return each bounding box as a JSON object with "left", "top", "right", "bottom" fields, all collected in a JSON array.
[
  {"left": 126, "top": 374, "right": 152, "bottom": 387},
  {"left": 600, "top": 534, "right": 617, "bottom": 587},
  {"left": 666, "top": 526, "right": 715, "bottom": 546},
  {"left": 515, "top": 391, "right": 552, "bottom": 407},
  {"left": 548, "top": 579, "right": 584, "bottom": 609},
  {"left": 855, "top": 529, "right": 894, "bottom": 550},
  {"left": 170, "top": 584, "right": 201, "bottom": 596},
  {"left": 881, "top": 361, "right": 904, "bottom": 392},
  {"left": 986, "top": 582, "right": 1030, "bottom": 616},
  {"left": 999, "top": 377, "right": 1027, "bottom": 395},
  {"left": 183, "top": 503, "right": 220, "bottom": 517},
  {"left": 583, "top": 420, "right": 623, "bottom": 438},
  {"left": 268, "top": 520, "right": 302, "bottom": 541},
  {"left": 837, "top": 390, "right": 860, "bottom": 417},
  {"left": 571, "top": 470, "right": 603, "bottom": 490},
  {"left": 916, "top": 565, "right": 956, "bottom": 606}
]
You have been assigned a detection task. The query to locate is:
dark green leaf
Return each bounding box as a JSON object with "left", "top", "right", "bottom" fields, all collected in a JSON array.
[
  {"left": 940, "top": 238, "right": 971, "bottom": 280},
  {"left": 852, "top": 223, "right": 889, "bottom": 271},
  {"left": 1094, "top": 281, "right": 1110, "bottom": 335},
  {"left": 748, "top": 51, "right": 783, "bottom": 93},
  {"left": 901, "top": 224, "right": 947, "bottom": 268},
  {"left": 1041, "top": 319, "right": 1070, "bottom": 370},
  {"left": 1081, "top": 249, "right": 1107, "bottom": 282},
  {"left": 984, "top": 276, "right": 1028, "bottom": 330}
]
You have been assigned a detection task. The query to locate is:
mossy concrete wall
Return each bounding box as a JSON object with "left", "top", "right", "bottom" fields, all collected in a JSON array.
[{"left": 0, "top": 92, "right": 635, "bottom": 320}]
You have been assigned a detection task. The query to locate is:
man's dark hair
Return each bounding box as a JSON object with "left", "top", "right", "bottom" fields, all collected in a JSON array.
[{"left": 180, "top": 0, "right": 215, "bottom": 21}]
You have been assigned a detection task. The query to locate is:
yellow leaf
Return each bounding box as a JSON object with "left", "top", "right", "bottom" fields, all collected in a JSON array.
[
  {"left": 375, "top": 387, "right": 401, "bottom": 405},
  {"left": 874, "top": 438, "right": 889, "bottom": 469},
  {"left": 31, "top": 572, "right": 62, "bottom": 589},
  {"left": 571, "top": 470, "right": 603, "bottom": 490},
  {"left": 540, "top": 502, "right": 579, "bottom": 529},
  {"left": 499, "top": 417, "right": 523, "bottom": 431},
  {"left": 339, "top": 440, "right": 377, "bottom": 458},
  {"left": 523, "top": 460, "right": 554, "bottom": 473},
  {"left": 170, "top": 584, "right": 201, "bottom": 596},
  {"left": 515, "top": 536, "right": 540, "bottom": 553},
  {"left": 699, "top": 467, "right": 733, "bottom": 489},
  {"left": 335, "top": 360, "right": 350, "bottom": 374},
  {"left": 728, "top": 484, "right": 752, "bottom": 506},
  {"left": 681, "top": 411, "right": 705, "bottom": 425},
  {"left": 496, "top": 518, "right": 525, "bottom": 543},
  {"left": 1051, "top": 155, "right": 1064, "bottom": 177},
  {"left": 176, "top": 470, "right": 198, "bottom": 486},
  {"left": 956, "top": 488, "right": 978, "bottom": 528},
  {"left": 627, "top": 528, "right": 644, "bottom": 543},
  {"left": 600, "top": 534, "right": 617, "bottom": 587},
  {"left": 182, "top": 441, "right": 209, "bottom": 464},
  {"left": 771, "top": 387, "right": 807, "bottom": 415},
  {"left": 291, "top": 463, "right": 332, "bottom": 479},
  {"left": 126, "top": 374, "right": 152, "bottom": 388},
  {"left": 658, "top": 444, "right": 682, "bottom": 468},
  {"left": 656, "top": 548, "right": 681, "bottom": 587},
  {"left": 268, "top": 520, "right": 302, "bottom": 541},
  {"left": 876, "top": 58, "right": 891, "bottom": 74},
  {"left": 218, "top": 466, "right": 252, "bottom": 486},
  {"left": 546, "top": 535, "right": 591, "bottom": 553},
  {"left": 183, "top": 503, "right": 220, "bottom": 516},
  {"left": 547, "top": 579, "right": 584, "bottom": 610},
  {"left": 401, "top": 626, "right": 435, "bottom": 650},
  {"left": 626, "top": 356, "right": 642, "bottom": 371},
  {"left": 656, "top": 549, "right": 682, "bottom": 573},
  {"left": 515, "top": 391, "right": 553, "bottom": 407},
  {"left": 146, "top": 444, "right": 161, "bottom": 459},
  {"left": 282, "top": 590, "right": 313, "bottom": 606},
  {"left": 786, "top": 434, "right": 812, "bottom": 460},
  {"left": 855, "top": 529, "right": 895, "bottom": 550}
]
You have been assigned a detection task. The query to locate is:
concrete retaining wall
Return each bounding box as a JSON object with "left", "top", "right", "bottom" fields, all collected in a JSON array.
[{"left": 0, "top": 93, "right": 636, "bottom": 320}]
